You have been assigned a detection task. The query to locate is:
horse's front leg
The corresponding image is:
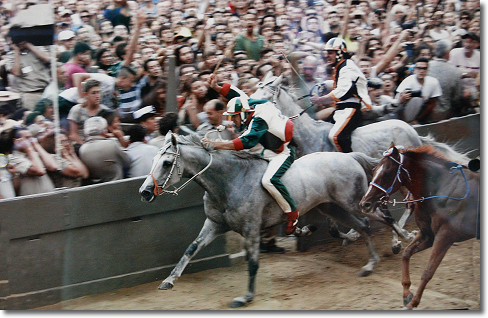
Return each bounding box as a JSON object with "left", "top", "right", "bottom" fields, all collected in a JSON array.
[
  {"left": 400, "top": 231, "right": 432, "bottom": 308},
  {"left": 405, "top": 231, "right": 453, "bottom": 310},
  {"left": 159, "top": 218, "right": 227, "bottom": 290},
  {"left": 229, "top": 223, "right": 260, "bottom": 308}
]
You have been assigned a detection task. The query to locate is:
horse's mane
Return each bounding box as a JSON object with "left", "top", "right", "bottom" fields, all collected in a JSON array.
[
  {"left": 402, "top": 144, "right": 467, "bottom": 166},
  {"left": 277, "top": 84, "right": 299, "bottom": 103},
  {"left": 176, "top": 133, "right": 265, "bottom": 161}
]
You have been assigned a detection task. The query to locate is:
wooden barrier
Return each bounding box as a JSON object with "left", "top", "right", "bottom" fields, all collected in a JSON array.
[{"left": 0, "top": 178, "right": 232, "bottom": 309}]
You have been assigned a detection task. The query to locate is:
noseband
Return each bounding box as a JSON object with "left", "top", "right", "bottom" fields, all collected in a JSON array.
[
  {"left": 149, "top": 142, "right": 213, "bottom": 196},
  {"left": 149, "top": 143, "right": 182, "bottom": 196},
  {"left": 369, "top": 149, "right": 411, "bottom": 203}
]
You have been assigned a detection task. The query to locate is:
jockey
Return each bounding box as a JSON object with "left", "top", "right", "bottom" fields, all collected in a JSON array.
[
  {"left": 202, "top": 75, "right": 300, "bottom": 236},
  {"left": 310, "top": 37, "right": 372, "bottom": 152}
]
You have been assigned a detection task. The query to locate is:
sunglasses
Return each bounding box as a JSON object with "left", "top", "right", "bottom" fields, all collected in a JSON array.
[
  {"left": 460, "top": 16, "right": 471, "bottom": 20},
  {"left": 416, "top": 66, "right": 428, "bottom": 70}
]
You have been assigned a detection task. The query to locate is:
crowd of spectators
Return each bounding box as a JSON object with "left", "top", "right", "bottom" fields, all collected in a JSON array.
[{"left": 0, "top": 0, "right": 481, "bottom": 199}]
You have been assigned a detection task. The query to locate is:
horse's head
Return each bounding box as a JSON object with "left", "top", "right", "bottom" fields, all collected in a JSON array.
[
  {"left": 139, "top": 133, "right": 183, "bottom": 202},
  {"left": 251, "top": 71, "right": 283, "bottom": 101},
  {"left": 360, "top": 142, "right": 410, "bottom": 215}
]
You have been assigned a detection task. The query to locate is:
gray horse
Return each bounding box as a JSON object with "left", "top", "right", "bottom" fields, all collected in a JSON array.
[
  {"left": 251, "top": 73, "right": 466, "bottom": 252},
  {"left": 140, "top": 133, "right": 380, "bottom": 308}
]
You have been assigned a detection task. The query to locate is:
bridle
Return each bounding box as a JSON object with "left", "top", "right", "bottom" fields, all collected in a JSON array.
[
  {"left": 369, "top": 148, "right": 411, "bottom": 204},
  {"left": 256, "top": 80, "right": 279, "bottom": 101},
  {"left": 148, "top": 140, "right": 213, "bottom": 196},
  {"left": 369, "top": 147, "right": 470, "bottom": 205}
]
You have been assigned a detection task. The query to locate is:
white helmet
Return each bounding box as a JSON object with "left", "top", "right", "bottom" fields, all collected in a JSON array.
[
  {"left": 323, "top": 37, "right": 348, "bottom": 64},
  {"left": 224, "top": 97, "right": 254, "bottom": 124}
]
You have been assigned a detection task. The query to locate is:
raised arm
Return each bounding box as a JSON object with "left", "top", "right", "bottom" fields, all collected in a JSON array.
[
  {"left": 374, "top": 30, "right": 409, "bottom": 75},
  {"left": 122, "top": 11, "right": 146, "bottom": 67},
  {"left": 73, "top": 73, "right": 92, "bottom": 98}
]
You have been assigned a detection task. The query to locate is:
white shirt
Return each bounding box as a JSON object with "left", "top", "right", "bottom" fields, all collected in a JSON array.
[
  {"left": 396, "top": 75, "right": 442, "bottom": 122},
  {"left": 124, "top": 142, "right": 159, "bottom": 178},
  {"left": 448, "top": 48, "right": 480, "bottom": 90}
]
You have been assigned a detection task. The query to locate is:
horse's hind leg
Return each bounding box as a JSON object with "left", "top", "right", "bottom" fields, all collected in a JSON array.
[
  {"left": 405, "top": 232, "right": 453, "bottom": 310},
  {"left": 325, "top": 207, "right": 380, "bottom": 277},
  {"left": 328, "top": 219, "right": 360, "bottom": 246},
  {"left": 159, "top": 218, "right": 227, "bottom": 290}
]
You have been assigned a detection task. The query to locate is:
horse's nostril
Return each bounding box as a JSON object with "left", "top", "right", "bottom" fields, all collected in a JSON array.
[
  {"left": 141, "top": 190, "right": 154, "bottom": 202},
  {"left": 361, "top": 201, "right": 371, "bottom": 210}
]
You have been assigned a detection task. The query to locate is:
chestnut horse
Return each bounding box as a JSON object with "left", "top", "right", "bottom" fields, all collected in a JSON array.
[{"left": 359, "top": 143, "right": 479, "bottom": 309}]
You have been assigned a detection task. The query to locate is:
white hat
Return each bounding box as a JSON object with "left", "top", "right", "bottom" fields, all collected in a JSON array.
[
  {"left": 84, "top": 116, "right": 107, "bottom": 137},
  {"left": 60, "top": 9, "right": 73, "bottom": 16},
  {"left": 133, "top": 105, "right": 157, "bottom": 121},
  {"left": 58, "top": 30, "right": 75, "bottom": 41}
]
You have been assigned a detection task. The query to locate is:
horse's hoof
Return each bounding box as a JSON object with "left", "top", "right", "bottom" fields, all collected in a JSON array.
[
  {"left": 229, "top": 296, "right": 249, "bottom": 308},
  {"left": 403, "top": 294, "right": 414, "bottom": 306},
  {"left": 158, "top": 281, "right": 174, "bottom": 290},
  {"left": 342, "top": 238, "right": 353, "bottom": 246},
  {"left": 392, "top": 242, "right": 402, "bottom": 254},
  {"left": 294, "top": 224, "right": 317, "bottom": 237},
  {"left": 357, "top": 268, "right": 373, "bottom": 277},
  {"left": 409, "top": 230, "right": 419, "bottom": 241},
  {"left": 402, "top": 307, "right": 412, "bottom": 310}
]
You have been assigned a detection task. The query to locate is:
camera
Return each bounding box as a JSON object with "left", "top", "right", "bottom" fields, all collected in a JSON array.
[
  {"left": 276, "top": 54, "right": 284, "bottom": 60},
  {"left": 407, "top": 89, "right": 422, "bottom": 98}
]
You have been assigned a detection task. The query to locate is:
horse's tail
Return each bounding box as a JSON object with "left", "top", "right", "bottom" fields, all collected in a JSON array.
[
  {"left": 349, "top": 152, "right": 381, "bottom": 181},
  {"left": 419, "top": 134, "right": 472, "bottom": 165}
]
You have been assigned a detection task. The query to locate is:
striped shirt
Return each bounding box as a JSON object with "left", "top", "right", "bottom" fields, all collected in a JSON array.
[{"left": 117, "top": 86, "right": 141, "bottom": 118}]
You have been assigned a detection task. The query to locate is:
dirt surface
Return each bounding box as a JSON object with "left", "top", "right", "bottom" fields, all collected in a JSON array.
[{"left": 37, "top": 223, "right": 480, "bottom": 311}]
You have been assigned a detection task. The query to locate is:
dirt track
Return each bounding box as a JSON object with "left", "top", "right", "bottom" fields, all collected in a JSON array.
[{"left": 37, "top": 223, "right": 480, "bottom": 311}]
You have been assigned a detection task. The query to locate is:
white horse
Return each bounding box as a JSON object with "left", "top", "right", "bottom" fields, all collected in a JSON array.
[{"left": 140, "top": 133, "right": 381, "bottom": 308}]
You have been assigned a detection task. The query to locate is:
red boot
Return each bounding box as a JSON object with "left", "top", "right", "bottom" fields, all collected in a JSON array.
[{"left": 285, "top": 210, "right": 299, "bottom": 235}]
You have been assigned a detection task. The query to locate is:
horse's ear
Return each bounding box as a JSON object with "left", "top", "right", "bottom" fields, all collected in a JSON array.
[
  {"left": 391, "top": 145, "right": 400, "bottom": 157},
  {"left": 164, "top": 131, "right": 172, "bottom": 144},
  {"left": 171, "top": 133, "right": 178, "bottom": 147},
  {"left": 275, "top": 74, "right": 283, "bottom": 85},
  {"left": 262, "top": 71, "right": 273, "bottom": 83},
  {"left": 389, "top": 142, "right": 395, "bottom": 148}
]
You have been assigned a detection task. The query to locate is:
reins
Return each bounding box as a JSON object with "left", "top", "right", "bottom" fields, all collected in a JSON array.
[
  {"left": 372, "top": 149, "right": 471, "bottom": 206},
  {"left": 148, "top": 136, "right": 213, "bottom": 196}
]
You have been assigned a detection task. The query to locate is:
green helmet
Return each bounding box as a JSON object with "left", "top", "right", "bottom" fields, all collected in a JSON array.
[{"left": 224, "top": 97, "right": 251, "bottom": 115}]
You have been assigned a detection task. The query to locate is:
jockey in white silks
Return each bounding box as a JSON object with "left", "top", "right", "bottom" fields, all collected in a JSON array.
[
  {"left": 310, "top": 37, "right": 372, "bottom": 153},
  {"left": 202, "top": 75, "right": 300, "bottom": 236}
]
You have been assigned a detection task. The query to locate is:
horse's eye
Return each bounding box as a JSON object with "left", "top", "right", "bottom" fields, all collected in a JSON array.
[{"left": 163, "top": 161, "right": 172, "bottom": 167}]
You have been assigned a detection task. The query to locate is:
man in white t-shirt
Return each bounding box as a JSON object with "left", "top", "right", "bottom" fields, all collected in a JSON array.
[
  {"left": 448, "top": 32, "right": 480, "bottom": 112},
  {"left": 395, "top": 57, "right": 442, "bottom": 124}
]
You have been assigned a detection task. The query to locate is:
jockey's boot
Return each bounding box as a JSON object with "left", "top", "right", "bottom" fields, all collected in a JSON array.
[
  {"left": 285, "top": 209, "right": 299, "bottom": 235},
  {"left": 260, "top": 239, "right": 285, "bottom": 254}
]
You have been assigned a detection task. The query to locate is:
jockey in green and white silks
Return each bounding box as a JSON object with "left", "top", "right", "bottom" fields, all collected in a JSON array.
[{"left": 202, "top": 78, "right": 300, "bottom": 236}]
